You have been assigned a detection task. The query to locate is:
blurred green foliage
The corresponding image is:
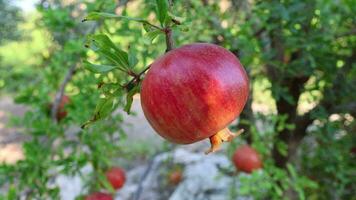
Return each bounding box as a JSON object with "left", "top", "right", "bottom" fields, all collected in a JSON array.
[
  {"left": 0, "top": 0, "right": 22, "bottom": 44},
  {"left": 0, "top": 0, "right": 355, "bottom": 199}
]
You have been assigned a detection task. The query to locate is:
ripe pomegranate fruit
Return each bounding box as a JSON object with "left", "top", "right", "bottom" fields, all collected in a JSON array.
[
  {"left": 168, "top": 169, "right": 183, "bottom": 185},
  {"left": 105, "top": 167, "right": 126, "bottom": 190},
  {"left": 141, "top": 43, "right": 249, "bottom": 153},
  {"left": 85, "top": 192, "right": 112, "bottom": 200},
  {"left": 232, "top": 145, "right": 262, "bottom": 173}
]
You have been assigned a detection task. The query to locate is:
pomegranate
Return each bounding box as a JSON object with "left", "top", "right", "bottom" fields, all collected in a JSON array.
[
  {"left": 141, "top": 43, "right": 249, "bottom": 153},
  {"left": 350, "top": 147, "right": 356, "bottom": 155},
  {"left": 105, "top": 167, "right": 126, "bottom": 190},
  {"left": 48, "top": 95, "right": 70, "bottom": 121},
  {"left": 168, "top": 169, "right": 183, "bottom": 185},
  {"left": 85, "top": 192, "right": 112, "bottom": 200},
  {"left": 56, "top": 95, "right": 70, "bottom": 120},
  {"left": 232, "top": 145, "right": 262, "bottom": 173}
]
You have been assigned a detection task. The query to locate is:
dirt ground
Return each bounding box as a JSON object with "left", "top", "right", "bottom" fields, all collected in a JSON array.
[{"left": 0, "top": 96, "right": 27, "bottom": 164}]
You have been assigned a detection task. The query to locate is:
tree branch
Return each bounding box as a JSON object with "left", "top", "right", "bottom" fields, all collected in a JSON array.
[
  {"left": 51, "top": 19, "right": 101, "bottom": 122},
  {"left": 133, "top": 153, "right": 159, "bottom": 200},
  {"left": 51, "top": 64, "right": 76, "bottom": 121}
]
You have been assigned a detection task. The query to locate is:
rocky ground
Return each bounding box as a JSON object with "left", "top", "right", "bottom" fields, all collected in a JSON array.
[{"left": 56, "top": 148, "right": 249, "bottom": 200}]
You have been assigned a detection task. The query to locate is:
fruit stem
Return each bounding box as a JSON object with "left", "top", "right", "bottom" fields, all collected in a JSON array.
[
  {"left": 164, "top": 27, "right": 174, "bottom": 52},
  {"left": 205, "top": 128, "right": 244, "bottom": 154}
]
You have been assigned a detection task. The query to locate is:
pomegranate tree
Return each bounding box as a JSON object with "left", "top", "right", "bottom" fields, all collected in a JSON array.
[
  {"left": 141, "top": 43, "right": 249, "bottom": 153},
  {"left": 85, "top": 192, "right": 113, "bottom": 200},
  {"left": 105, "top": 167, "right": 126, "bottom": 190},
  {"left": 232, "top": 145, "right": 262, "bottom": 173}
]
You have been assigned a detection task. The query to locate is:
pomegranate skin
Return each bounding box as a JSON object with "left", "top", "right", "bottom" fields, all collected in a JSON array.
[
  {"left": 85, "top": 192, "right": 113, "bottom": 200},
  {"left": 141, "top": 43, "right": 249, "bottom": 144},
  {"left": 105, "top": 167, "right": 126, "bottom": 190},
  {"left": 232, "top": 145, "right": 262, "bottom": 173}
]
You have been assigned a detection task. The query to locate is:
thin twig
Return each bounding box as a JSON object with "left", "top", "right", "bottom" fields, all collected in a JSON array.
[
  {"left": 123, "top": 65, "right": 151, "bottom": 89},
  {"left": 143, "top": 21, "right": 163, "bottom": 31},
  {"left": 133, "top": 153, "right": 159, "bottom": 200},
  {"left": 51, "top": 64, "right": 77, "bottom": 121},
  {"left": 51, "top": 21, "right": 100, "bottom": 122}
]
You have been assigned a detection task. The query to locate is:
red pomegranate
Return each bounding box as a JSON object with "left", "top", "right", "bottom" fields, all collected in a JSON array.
[
  {"left": 168, "top": 169, "right": 183, "bottom": 185},
  {"left": 48, "top": 95, "right": 70, "bottom": 121},
  {"left": 232, "top": 145, "right": 262, "bottom": 173},
  {"left": 141, "top": 43, "right": 249, "bottom": 153},
  {"left": 56, "top": 95, "right": 70, "bottom": 120},
  {"left": 105, "top": 167, "right": 126, "bottom": 190},
  {"left": 85, "top": 192, "right": 113, "bottom": 200}
]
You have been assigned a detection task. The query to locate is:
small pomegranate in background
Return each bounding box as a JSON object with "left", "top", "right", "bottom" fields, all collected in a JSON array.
[
  {"left": 56, "top": 95, "right": 70, "bottom": 121},
  {"left": 105, "top": 167, "right": 126, "bottom": 190},
  {"left": 85, "top": 192, "right": 112, "bottom": 200},
  {"left": 141, "top": 43, "right": 249, "bottom": 153},
  {"left": 350, "top": 147, "right": 356, "bottom": 155},
  {"left": 168, "top": 169, "right": 183, "bottom": 185},
  {"left": 232, "top": 145, "right": 262, "bottom": 173},
  {"left": 48, "top": 95, "right": 70, "bottom": 121}
]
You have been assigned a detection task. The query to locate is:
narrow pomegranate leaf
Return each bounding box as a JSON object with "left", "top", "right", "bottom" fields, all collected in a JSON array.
[
  {"left": 143, "top": 23, "right": 155, "bottom": 32},
  {"left": 86, "top": 34, "right": 129, "bottom": 70},
  {"left": 94, "top": 97, "right": 117, "bottom": 120},
  {"left": 98, "top": 173, "right": 116, "bottom": 193},
  {"left": 155, "top": 0, "right": 169, "bottom": 26},
  {"left": 167, "top": 11, "right": 184, "bottom": 23},
  {"left": 143, "top": 29, "right": 162, "bottom": 44},
  {"left": 83, "top": 61, "right": 117, "bottom": 73},
  {"left": 129, "top": 52, "right": 138, "bottom": 68},
  {"left": 81, "top": 97, "right": 118, "bottom": 128},
  {"left": 124, "top": 84, "right": 140, "bottom": 114},
  {"left": 99, "top": 83, "right": 123, "bottom": 96},
  {"left": 83, "top": 12, "right": 146, "bottom": 23}
]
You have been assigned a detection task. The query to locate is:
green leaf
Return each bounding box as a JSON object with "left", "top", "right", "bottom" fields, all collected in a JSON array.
[
  {"left": 276, "top": 141, "right": 288, "bottom": 156},
  {"left": 86, "top": 34, "right": 129, "bottom": 70},
  {"left": 83, "top": 12, "right": 146, "bottom": 23},
  {"left": 178, "top": 25, "right": 189, "bottom": 32},
  {"left": 7, "top": 185, "right": 17, "bottom": 200},
  {"left": 94, "top": 97, "right": 116, "bottom": 119},
  {"left": 124, "top": 84, "right": 140, "bottom": 114},
  {"left": 128, "top": 51, "right": 139, "bottom": 68},
  {"left": 143, "top": 23, "right": 155, "bottom": 32},
  {"left": 144, "top": 29, "right": 162, "bottom": 44},
  {"left": 167, "top": 11, "right": 184, "bottom": 23},
  {"left": 287, "top": 164, "right": 297, "bottom": 179},
  {"left": 155, "top": 0, "right": 169, "bottom": 26},
  {"left": 81, "top": 97, "right": 117, "bottom": 128},
  {"left": 98, "top": 173, "right": 116, "bottom": 193},
  {"left": 83, "top": 61, "right": 116, "bottom": 73}
]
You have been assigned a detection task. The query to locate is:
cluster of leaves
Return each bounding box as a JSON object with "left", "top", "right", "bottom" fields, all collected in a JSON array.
[
  {"left": 0, "top": 0, "right": 23, "bottom": 45},
  {"left": 0, "top": 1, "right": 138, "bottom": 199},
  {"left": 81, "top": 0, "right": 186, "bottom": 127}
]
